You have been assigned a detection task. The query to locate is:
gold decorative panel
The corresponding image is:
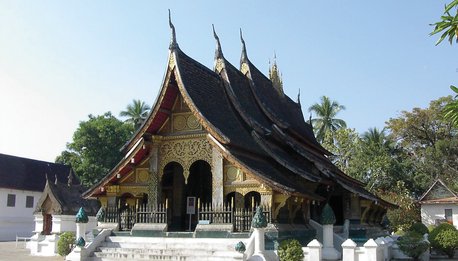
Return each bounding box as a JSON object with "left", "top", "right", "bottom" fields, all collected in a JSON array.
[
  {"left": 158, "top": 136, "right": 212, "bottom": 181},
  {"left": 172, "top": 113, "right": 201, "bottom": 133},
  {"left": 136, "top": 168, "right": 149, "bottom": 183},
  {"left": 107, "top": 185, "right": 120, "bottom": 193}
]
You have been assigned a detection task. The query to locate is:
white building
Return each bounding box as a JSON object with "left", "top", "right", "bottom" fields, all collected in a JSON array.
[
  {"left": 419, "top": 179, "right": 458, "bottom": 229},
  {"left": 0, "top": 153, "right": 75, "bottom": 241}
]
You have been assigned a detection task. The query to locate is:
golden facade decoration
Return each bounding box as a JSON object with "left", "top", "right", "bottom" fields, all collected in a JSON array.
[
  {"left": 158, "top": 135, "right": 212, "bottom": 181},
  {"left": 215, "top": 58, "right": 224, "bottom": 73},
  {"left": 172, "top": 112, "right": 201, "bottom": 132},
  {"left": 136, "top": 168, "right": 150, "bottom": 183}
]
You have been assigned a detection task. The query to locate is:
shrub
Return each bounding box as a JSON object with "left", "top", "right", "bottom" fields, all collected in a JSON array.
[
  {"left": 394, "top": 229, "right": 406, "bottom": 236},
  {"left": 428, "top": 225, "right": 436, "bottom": 233},
  {"left": 278, "top": 239, "right": 304, "bottom": 261},
  {"left": 397, "top": 231, "right": 430, "bottom": 261},
  {"left": 57, "top": 232, "right": 75, "bottom": 256},
  {"left": 409, "top": 222, "right": 429, "bottom": 236},
  {"left": 429, "top": 223, "right": 458, "bottom": 258}
]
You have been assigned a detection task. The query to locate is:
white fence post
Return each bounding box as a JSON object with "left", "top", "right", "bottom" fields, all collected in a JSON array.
[
  {"left": 307, "top": 239, "right": 322, "bottom": 261},
  {"left": 341, "top": 239, "right": 357, "bottom": 261},
  {"left": 364, "top": 239, "right": 379, "bottom": 261}
]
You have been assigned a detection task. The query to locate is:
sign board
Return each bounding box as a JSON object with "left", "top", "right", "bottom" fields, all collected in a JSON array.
[{"left": 186, "top": 197, "right": 196, "bottom": 215}]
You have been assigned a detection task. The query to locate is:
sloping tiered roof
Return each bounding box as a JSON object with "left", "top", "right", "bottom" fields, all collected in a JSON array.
[
  {"left": 84, "top": 19, "right": 393, "bottom": 207},
  {"left": 35, "top": 179, "right": 100, "bottom": 216},
  {"left": 0, "top": 153, "right": 78, "bottom": 192}
]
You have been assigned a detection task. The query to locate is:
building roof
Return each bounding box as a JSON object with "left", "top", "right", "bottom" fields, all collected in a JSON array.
[
  {"left": 35, "top": 179, "right": 100, "bottom": 216},
  {"left": 419, "top": 179, "right": 458, "bottom": 205},
  {"left": 84, "top": 22, "right": 394, "bottom": 208},
  {"left": 0, "top": 153, "right": 78, "bottom": 192}
]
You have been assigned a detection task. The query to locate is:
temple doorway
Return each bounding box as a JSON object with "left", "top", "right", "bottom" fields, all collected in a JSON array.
[
  {"left": 244, "top": 191, "right": 261, "bottom": 210},
  {"left": 186, "top": 160, "right": 212, "bottom": 230},
  {"left": 162, "top": 162, "right": 186, "bottom": 231},
  {"left": 43, "top": 214, "right": 52, "bottom": 235}
]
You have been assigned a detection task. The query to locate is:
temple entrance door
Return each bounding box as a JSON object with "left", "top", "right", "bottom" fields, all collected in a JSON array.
[
  {"left": 43, "top": 214, "right": 52, "bottom": 235},
  {"left": 162, "top": 162, "right": 186, "bottom": 231},
  {"left": 186, "top": 160, "right": 212, "bottom": 231}
]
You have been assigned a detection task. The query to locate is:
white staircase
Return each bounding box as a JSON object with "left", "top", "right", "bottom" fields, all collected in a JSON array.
[{"left": 89, "top": 236, "right": 245, "bottom": 261}]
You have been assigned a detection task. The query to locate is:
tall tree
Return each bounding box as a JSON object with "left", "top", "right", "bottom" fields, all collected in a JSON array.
[
  {"left": 56, "top": 112, "right": 133, "bottom": 186},
  {"left": 120, "top": 99, "right": 151, "bottom": 130},
  {"left": 322, "top": 128, "right": 361, "bottom": 173},
  {"left": 308, "top": 96, "right": 347, "bottom": 143},
  {"left": 430, "top": 0, "right": 458, "bottom": 45},
  {"left": 386, "top": 96, "right": 458, "bottom": 194}
]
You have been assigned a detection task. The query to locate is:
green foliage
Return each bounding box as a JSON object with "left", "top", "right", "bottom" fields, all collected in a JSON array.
[
  {"left": 251, "top": 206, "right": 267, "bottom": 228},
  {"left": 56, "top": 112, "right": 133, "bottom": 186},
  {"left": 278, "top": 239, "right": 304, "bottom": 261},
  {"left": 75, "top": 207, "right": 88, "bottom": 223},
  {"left": 382, "top": 181, "right": 420, "bottom": 232},
  {"left": 119, "top": 99, "right": 150, "bottom": 129},
  {"left": 57, "top": 232, "right": 75, "bottom": 256},
  {"left": 386, "top": 96, "right": 458, "bottom": 195},
  {"left": 409, "top": 222, "right": 429, "bottom": 236},
  {"left": 428, "top": 225, "right": 436, "bottom": 233},
  {"left": 443, "top": 85, "right": 458, "bottom": 127},
  {"left": 308, "top": 96, "right": 346, "bottom": 143},
  {"left": 322, "top": 128, "right": 361, "bottom": 173},
  {"left": 430, "top": 1, "right": 458, "bottom": 45},
  {"left": 320, "top": 203, "right": 336, "bottom": 225},
  {"left": 429, "top": 223, "right": 458, "bottom": 258},
  {"left": 397, "top": 231, "right": 430, "bottom": 261}
]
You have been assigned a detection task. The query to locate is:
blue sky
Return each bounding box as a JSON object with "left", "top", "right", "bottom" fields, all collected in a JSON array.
[{"left": 0, "top": 1, "right": 457, "bottom": 162}]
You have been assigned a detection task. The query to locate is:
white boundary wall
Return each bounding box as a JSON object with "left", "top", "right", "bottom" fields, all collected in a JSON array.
[{"left": 0, "top": 188, "right": 42, "bottom": 241}]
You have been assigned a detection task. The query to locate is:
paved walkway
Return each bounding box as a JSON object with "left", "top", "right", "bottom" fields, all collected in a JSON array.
[{"left": 0, "top": 241, "right": 63, "bottom": 261}]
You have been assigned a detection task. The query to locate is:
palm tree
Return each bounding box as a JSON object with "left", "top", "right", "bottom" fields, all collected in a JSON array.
[
  {"left": 362, "top": 127, "right": 387, "bottom": 145},
  {"left": 443, "top": 85, "right": 458, "bottom": 127},
  {"left": 120, "top": 99, "right": 151, "bottom": 129},
  {"left": 308, "top": 96, "right": 347, "bottom": 143}
]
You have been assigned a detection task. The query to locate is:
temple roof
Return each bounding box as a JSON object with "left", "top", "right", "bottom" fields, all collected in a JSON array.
[
  {"left": 419, "top": 179, "right": 458, "bottom": 204},
  {"left": 0, "top": 153, "right": 78, "bottom": 192},
  {"left": 84, "top": 23, "right": 393, "bottom": 207},
  {"left": 35, "top": 179, "right": 100, "bottom": 216}
]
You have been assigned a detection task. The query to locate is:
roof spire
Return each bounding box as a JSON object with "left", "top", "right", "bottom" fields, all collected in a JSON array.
[
  {"left": 297, "top": 89, "right": 301, "bottom": 105},
  {"left": 212, "top": 24, "right": 223, "bottom": 59},
  {"left": 240, "top": 28, "right": 248, "bottom": 65},
  {"left": 168, "top": 9, "right": 178, "bottom": 49}
]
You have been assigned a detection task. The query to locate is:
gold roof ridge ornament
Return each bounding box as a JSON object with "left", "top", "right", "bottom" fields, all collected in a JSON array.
[{"left": 168, "top": 9, "right": 179, "bottom": 50}]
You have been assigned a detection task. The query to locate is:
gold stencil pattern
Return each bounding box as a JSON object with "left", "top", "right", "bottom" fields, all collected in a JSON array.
[{"left": 158, "top": 137, "right": 212, "bottom": 180}]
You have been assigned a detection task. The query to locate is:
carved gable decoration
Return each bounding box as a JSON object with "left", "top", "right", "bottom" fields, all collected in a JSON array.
[{"left": 158, "top": 136, "right": 212, "bottom": 181}]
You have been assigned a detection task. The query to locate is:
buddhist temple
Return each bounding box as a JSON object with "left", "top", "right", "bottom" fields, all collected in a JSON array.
[{"left": 83, "top": 16, "right": 393, "bottom": 240}]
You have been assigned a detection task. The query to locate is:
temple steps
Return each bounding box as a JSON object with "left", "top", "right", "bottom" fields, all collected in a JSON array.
[{"left": 89, "top": 236, "right": 244, "bottom": 261}]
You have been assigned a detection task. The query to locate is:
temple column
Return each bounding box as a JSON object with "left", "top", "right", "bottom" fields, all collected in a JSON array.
[
  {"left": 350, "top": 194, "right": 361, "bottom": 222},
  {"left": 212, "top": 147, "right": 224, "bottom": 207},
  {"left": 148, "top": 141, "right": 161, "bottom": 206}
]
